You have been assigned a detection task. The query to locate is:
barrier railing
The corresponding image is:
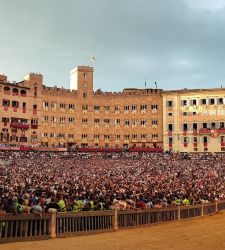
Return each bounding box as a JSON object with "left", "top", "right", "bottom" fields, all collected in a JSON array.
[
  {"left": 0, "top": 213, "right": 54, "bottom": 243},
  {"left": 56, "top": 210, "right": 115, "bottom": 237},
  {"left": 0, "top": 200, "right": 225, "bottom": 244}
]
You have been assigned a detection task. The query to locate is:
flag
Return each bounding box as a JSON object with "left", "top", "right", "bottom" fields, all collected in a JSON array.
[
  {"left": 155, "top": 82, "right": 157, "bottom": 89},
  {"left": 91, "top": 56, "right": 96, "bottom": 62},
  {"left": 145, "top": 80, "right": 146, "bottom": 88}
]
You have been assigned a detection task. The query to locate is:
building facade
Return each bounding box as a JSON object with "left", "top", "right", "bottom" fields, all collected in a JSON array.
[
  {"left": 0, "top": 66, "right": 163, "bottom": 149},
  {"left": 163, "top": 89, "right": 225, "bottom": 152}
]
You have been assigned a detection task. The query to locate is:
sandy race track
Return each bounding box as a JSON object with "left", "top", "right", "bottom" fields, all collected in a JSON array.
[{"left": 1, "top": 212, "right": 225, "bottom": 250}]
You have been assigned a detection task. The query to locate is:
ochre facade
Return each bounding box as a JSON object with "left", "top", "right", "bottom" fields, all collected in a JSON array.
[
  {"left": 0, "top": 66, "right": 163, "bottom": 149},
  {"left": 163, "top": 89, "right": 225, "bottom": 152}
]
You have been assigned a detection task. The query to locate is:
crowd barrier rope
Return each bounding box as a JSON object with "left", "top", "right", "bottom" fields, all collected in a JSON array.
[{"left": 1, "top": 200, "right": 225, "bottom": 244}]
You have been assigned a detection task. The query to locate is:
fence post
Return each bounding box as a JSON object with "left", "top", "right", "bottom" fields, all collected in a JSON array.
[
  {"left": 113, "top": 209, "right": 118, "bottom": 231},
  {"left": 201, "top": 204, "right": 204, "bottom": 216},
  {"left": 215, "top": 201, "right": 218, "bottom": 213},
  {"left": 178, "top": 206, "right": 181, "bottom": 221},
  {"left": 48, "top": 209, "right": 57, "bottom": 238}
]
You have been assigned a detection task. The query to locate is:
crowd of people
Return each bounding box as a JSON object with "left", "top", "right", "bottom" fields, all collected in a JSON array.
[{"left": 0, "top": 151, "right": 224, "bottom": 214}]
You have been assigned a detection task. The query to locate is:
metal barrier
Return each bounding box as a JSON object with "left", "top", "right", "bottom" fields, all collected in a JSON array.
[
  {"left": 56, "top": 210, "right": 115, "bottom": 237},
  {"left": 0, "top": 200, "right": 225, "bottom": 244}
]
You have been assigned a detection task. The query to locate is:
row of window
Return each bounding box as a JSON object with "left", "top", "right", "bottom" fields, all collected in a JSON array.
[
  {"left": 42, "top": 116, "right": 158, "bottom": 125},
  {"left": 168, "top": 122, "right": 225, "bottom": 131},
  {"left": 43, "top": 103, "right": 159, "bottom": 111},
  {"left": 168, "top": 136, "right": 224, "bottom": 143},
  {"left": 167, "top": 98, "right": 224, "bottom": 107},
  {"left": 41, "top": 133, "right": 159, "bottom": 139},
  {"left": 2, "top": 99, "right": 37, "bottom": 110}
]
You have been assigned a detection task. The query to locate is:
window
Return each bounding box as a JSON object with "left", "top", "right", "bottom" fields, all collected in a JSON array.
[
  {"left": 193, "top": 111, "right": 197, "bottom": 116},
  {"left": 94, "top": 118, "right": 100, "bottom": 124},
  {"left": 201, "top": 99, "right": 207, "bottom": 105},
  {"left": 58, "top": 133, "right": 65, "bottom": 138},
  {"left": 51, "top": 102, "right": 56, "bottom": 109},
  {"left": 132, "top": 119, "right": 137, "bottom": 125},
  {"left": 104, "top": 106, "right": 110, "bottom": 111},
  {"left": 12, "top": 101, "right": 19, "bottom": 108},
  {"left": 141, "top": 134, "right": 147, "bottom": 139},
  {"left": 219, "top": 122, "right": 225, "bottom": 129},
  {"left": 68, "top": 117, "right": 75, "bottom": 123},
  {"left": 104, "top": 119, "right": 110, "bottom": 124},
  {"left": 203, "top": 136, "right": 208, "bottom": 143},
  {"left": 2, "top": 117, "right": 9, "bottom": 123},
  {"left": 193, "top": 123, "right": 198, "bottom": 130},
  {"left": 152, "top": 119, "right": 158, "bottom": 125},
  {"left": 115, "top": 134, "right": 120, "bottom": 139},
  {"left": 124, "top": 105, "right": 129, "bottom": 111},
  {"left": 115, "top": 105, "right": 120, "bottom": 111},
  {"left": 209, "top": 98, "right": 215, "bottom": 105},
  {"left": 94, "top": 134, "right": 99, "bottom": 139},
  {"left": 168, "top": 112, "right": 173, "bottom": 116},
  {"left": 132, "top": 134, "right": 137, "bottom": 139},
  {"left": 190, "top": 99, "right": 197, "bottom": 106},
  {"left": 125, "top": 120, "right": 130, "bottom": 125},
  {"left": 140, "top": 104, "right": 147, "bottom": 110},
  {"left": 167, "top": 101, "right": 173, "bottom": 107},
  {"left": 83, "top": 92, "right": 87, "bottom": 98},
  {"left": 218, "top": 98, "right": 224, "bottom": 104},
  {"left": 82, "top": 134, "right": 88, "bottom": 139},
  {"left": 168, "top": 124, "right": 173, "bottom": 131},
  {"left": 2, "top": 99, "right": 10, "bottom": 106},
  {"left": 59, "top": 103, "right": 66, "bottom": 109},
  {"left": 42, "top": 133, "right": 48, "bottom": 138},
  {"left": 152, "top": 134, "right": 158, "bottom": 139},
  {"left": 82, "top": 105, "right": 88, "bottom": 110},
  {"left": 43, "top": 101, "right": 49, "bottom": 108},
  {"left": 104, "top": 134, "right": 110, "bottom": 139},
  {"left": 202, "top": 123, "right": 207, "bottom": 129},
  {"left": 68, "top": 134, "right": 74, "bottom": 138},
  {"left": 68, "top": 104, "right": 75, "bottom": 109},
  {"left": 141, "top": 119, "right": 147, "bottom": 126},
  {"left": 94, "top": 106, "right": 100, "bottom": 111},
  {"left": 83, "top": 82, "right": 87, "bottom": 88},
  {"left": 51, "top": 116, "right": 56, "bottom": 123},
  {"left": 59, "top": 117, "right": 65, "bottom": 124},
  {"left": 50, "top": 133, "right": 55, "bottom": 138},
  {"left": 82, "top": 118, "right": 88, "bottom": 124},
  {"left": 124, "top": 134, "right": 130, "bottom": 139},
  {"left": 183, "top": 123, "right": 188, "bottom": 131},
  {"left": 183, "top": 112, "right": 187, "bottom": 116},
  {"left": 115, "top": 119, "right": 120, "bottom": 125},
  {"left": 131, "top": 105, "right": 137, "bottom": 111},
  {"left": 151, "top": 104, "right": 158, "bottom": 110},
  {"left": 181, "top": 100, "right": 188, "bottom": 106},
  {"left": 43, "top": 116, "right": 48, "bottom": 122}
]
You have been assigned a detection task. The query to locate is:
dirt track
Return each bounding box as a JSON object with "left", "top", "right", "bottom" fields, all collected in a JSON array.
[{"left": 1, "top": 212, "right": 225, "bottom": 250}]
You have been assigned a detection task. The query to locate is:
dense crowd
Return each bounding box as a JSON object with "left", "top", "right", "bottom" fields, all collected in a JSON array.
[{"left": 0, "top": 151, "right": 224, "bottom": 214}]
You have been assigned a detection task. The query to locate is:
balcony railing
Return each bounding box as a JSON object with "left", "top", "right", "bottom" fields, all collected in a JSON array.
[
  {"left": 199, "top": 128, "right": 211, "bottom": 134},
  {"left": 31, "top": 124, "right": 38, "bottom": 129},
  {"left": 10, "top": 123, "right": 29, "bottom": 129}
]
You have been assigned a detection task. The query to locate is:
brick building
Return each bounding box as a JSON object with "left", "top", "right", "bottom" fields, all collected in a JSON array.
[{"left": 0, "top": 66, "right": 163, "bottom": 149}]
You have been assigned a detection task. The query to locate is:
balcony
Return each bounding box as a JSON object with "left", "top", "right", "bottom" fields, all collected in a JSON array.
[
  {"left": 193, "top": 130, "right": 198, "bottom": 135},
  {"left": 168, "top": 131, "right": 173, "bottom": 136},
  {"left": 12, "top": 107, "right": 18, "bottom": 112},
  {"left": 199, "top": 128, "right": 211, "bottom": 134},
  {"left": 221, "top": 142, "right": 225, "bottom": 146},
  {"left": 31, "top": 124, "right": 38, "bottom": 129},
  {"left": 169, "top": 142, "right": 173, "bottom": 148},
  {"left": 33, "top": 110, "right": 37, "bottom": 115},
  {"left": 22, "top": 108, "right": 26, "bottom": 113},
  {"left": 217, "top": 128, "right": 225, "bottom": 133},
  {"left": 10, "top": 123, "right": 29, "bottom": 129},
  {"left": 203, "top": 142, "right": 208, "bottom": 147},
  {"left": 193, "top": 142, "right": 198, "bottom": 147},
  {"left": 184, "top": 142, "right": 188, "bottom": 147},
  {"left": 3, "top": 106, "right": 8, "bottom": 111},
  {"left": 183, "top": 130, "right": 187, "bottom": 136},
  {"left": 4, "top": 90, "right": 10, "bottom": 95}
]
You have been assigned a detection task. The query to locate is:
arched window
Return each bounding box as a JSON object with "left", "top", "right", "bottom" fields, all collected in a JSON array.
[
  {"left": 20, "top": 89, "right": 26, "bottom": 97},
  {"left": 12, "top": 88, "right": 19, "bottom": 96},
  {"left": 4, "top": 86, "right": 10, "bottom": 94}
]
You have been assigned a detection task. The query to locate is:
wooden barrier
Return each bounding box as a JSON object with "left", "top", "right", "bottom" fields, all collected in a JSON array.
[
  {"left": 0, "top": 213, "right": 53, "bottom": 244},
  {"left": 0, "top": 200, "right": 225, "bottom": 244},
  {"left": 56, "top": 210, "right": 115, "bottom": 237}
]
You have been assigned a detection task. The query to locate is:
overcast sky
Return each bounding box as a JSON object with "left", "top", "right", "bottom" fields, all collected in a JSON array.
[{"left": 1, "top": 0, "right": 225, "bottom": 91}]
